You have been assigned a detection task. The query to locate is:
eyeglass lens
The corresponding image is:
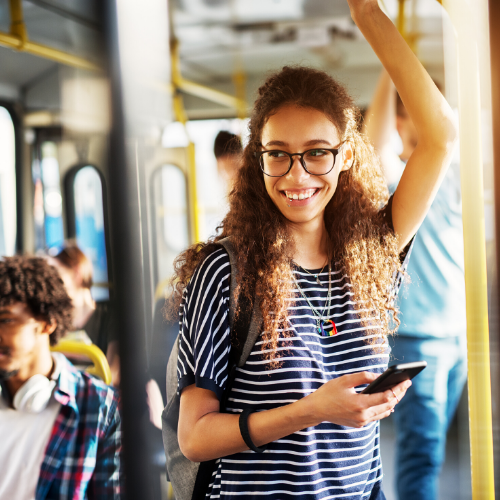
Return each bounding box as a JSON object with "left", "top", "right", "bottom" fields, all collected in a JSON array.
[{"left": 261, "top": 149, "right": 335, "bottom": 176}]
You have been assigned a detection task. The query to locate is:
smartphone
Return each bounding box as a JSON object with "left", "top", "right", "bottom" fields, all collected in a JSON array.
[{"left": 361, "top": 361, "right": 427, "bottom": 394}]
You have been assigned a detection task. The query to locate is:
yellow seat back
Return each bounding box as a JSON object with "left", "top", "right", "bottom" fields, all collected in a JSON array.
[{"left": 51, "top": 339, "right": 112, "bottom": 385}]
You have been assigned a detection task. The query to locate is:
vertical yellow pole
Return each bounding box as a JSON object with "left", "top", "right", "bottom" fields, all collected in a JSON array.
[
  {"left": 397, "top": 0, "right": 407, "bottom": 40},
  {"left": 397, "top": 0, "right": 417, "bottom": 53},
  {"left": 441, "top": 0, "right": 495, "bottom": 498},
  {"left": 171, "top": 40, "right": 201, "bottom": 243},
  {"left": 230, "top": 0, "right": 247, "bottom": 120},
  {"left": 9, "top": 0, "right": 27, "bottom": 45},
  {"left": 233, "top": 70, "right": 247, "bottom": 120}
]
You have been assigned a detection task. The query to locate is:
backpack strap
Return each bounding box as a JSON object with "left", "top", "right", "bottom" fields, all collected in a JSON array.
[
  {"left": 191, "top": 238, "right": 262, "bottom": 500},
  {"left": 218, "top": 237, "right": 262, "bottom": 368}
]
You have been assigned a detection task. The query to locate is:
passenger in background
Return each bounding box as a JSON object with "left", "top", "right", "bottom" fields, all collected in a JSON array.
[
  {"left": 0, "top": 256, "right": 122, "bottom": 499},
  {"left": 364, "top": 69, "right": 466, "bottom": 500},
  {"left": 214, "top": 130, "right": 243, "bottom": 193},
  {"left": 50, "top": 243, "right": 120, "bottom": 385},
  {"left": 50, "top": 243, "right": 95, "bottom": 340},
  {"left": 51, "top": 245, "right": 165, "bottom": 493}
]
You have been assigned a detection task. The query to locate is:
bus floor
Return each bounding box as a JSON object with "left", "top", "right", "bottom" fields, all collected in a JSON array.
[{"left": 380, "top": 388, "right": 472, "bottom": 500}]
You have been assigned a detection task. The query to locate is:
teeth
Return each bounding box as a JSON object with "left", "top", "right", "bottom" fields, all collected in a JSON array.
[{"left": 285, "top": 189, "right": 316, "bottom": 200}]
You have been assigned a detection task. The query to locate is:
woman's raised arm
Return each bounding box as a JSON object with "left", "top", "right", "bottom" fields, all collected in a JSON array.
[{"left": 348, "top": 0, "right": 458, "bottom": 250}]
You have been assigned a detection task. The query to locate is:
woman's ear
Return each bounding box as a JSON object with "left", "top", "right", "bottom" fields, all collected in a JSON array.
[{"left": 340, "top": 142, "right": 354, "bottom": 171}]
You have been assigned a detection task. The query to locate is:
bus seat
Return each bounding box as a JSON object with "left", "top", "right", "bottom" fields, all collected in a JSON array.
[{"left": 51, "top": 339, "right": 112, "bottom": 385}]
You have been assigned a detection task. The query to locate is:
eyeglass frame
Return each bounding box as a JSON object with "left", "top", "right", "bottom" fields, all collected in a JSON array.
[{"left": 254, "top": 144, "right": 345, "bottom": 178}]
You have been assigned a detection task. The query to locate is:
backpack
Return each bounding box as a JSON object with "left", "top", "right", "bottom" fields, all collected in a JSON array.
[{"left": 162, "top": 237, "right": 263, "bottom": 500}]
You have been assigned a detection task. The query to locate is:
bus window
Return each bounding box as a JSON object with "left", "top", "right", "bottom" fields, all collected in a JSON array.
[
  {"left": 73, "top": 166, "right": 109, "bottom": 302},
  {"left": 152, "top": 164, "right": 189, "bottom": 291},
  {"left": 41, "top": 141, "right": 64, "bottom": 251},
  {"left": 0, "top": 107, "right": 16, "bottom": 256}
]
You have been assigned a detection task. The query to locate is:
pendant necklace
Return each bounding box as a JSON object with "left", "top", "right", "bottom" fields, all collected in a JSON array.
[
  {"left": 298, "top": 257, "right": 328, "bottom": 287},
  {"left": 293, "top": 262, "right": 338, "bottom": 337}
]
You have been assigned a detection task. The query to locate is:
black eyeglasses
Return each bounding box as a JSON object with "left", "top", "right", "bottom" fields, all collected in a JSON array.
[{"left": 255, "top": 147, "right": 342, "bottom": 177}]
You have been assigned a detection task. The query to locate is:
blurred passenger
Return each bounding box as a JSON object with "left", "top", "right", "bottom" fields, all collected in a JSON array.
[
  {"left": 164, "top": 1, "right": 458, "bottom": 497},
  {"left": 51, "top": 242, "right": 119, "bottom": 384},
  {"left": 213, "top": 130, "right": 242, "bottom": 193},
  {"left": 0, "top": 256, "right": 122, "bottom": 499},
  {"left": 51, "top": 243, "right": 95, "bottom": 337},
  {"left": 364, "top": 69, "right": 466, "bottom": 500}
]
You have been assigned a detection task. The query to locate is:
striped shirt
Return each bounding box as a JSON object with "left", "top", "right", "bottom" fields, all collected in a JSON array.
[{"left": 178, "top": 213, "right": 410, "bottom": 499}]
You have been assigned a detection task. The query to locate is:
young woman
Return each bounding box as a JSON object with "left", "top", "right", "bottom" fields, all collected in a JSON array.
[{"left": 168, "top": 1, "right": 457, "bottom": 498}]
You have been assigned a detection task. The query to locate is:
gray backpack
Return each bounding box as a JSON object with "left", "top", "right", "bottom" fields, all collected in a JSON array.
[{"left": 162, "top": 237, "right": 263, "bottom": 500}]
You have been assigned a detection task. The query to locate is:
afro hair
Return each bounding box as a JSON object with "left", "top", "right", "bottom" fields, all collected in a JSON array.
[{"left": 0, "top": 256, "right": 73, "bottom": 345}]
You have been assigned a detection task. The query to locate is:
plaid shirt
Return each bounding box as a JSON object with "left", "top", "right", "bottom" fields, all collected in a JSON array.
[{"left": 35, "top": 355, "right": 122, "bottom": 499}]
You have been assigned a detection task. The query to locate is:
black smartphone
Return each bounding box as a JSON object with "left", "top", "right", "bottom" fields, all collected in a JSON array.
[{"left": 361, "top": 361, "right": 427, "bottom": 394}]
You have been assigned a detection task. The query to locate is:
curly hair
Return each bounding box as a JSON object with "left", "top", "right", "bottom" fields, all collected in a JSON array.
[
  {"left": 0, "top": 256, "right": 73, "bottom": 345},
  {"left": 167, "top": 66, "right": 401, "bottom": 365}
]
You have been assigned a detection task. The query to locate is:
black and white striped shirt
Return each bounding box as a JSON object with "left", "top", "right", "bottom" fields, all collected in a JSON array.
[{"left": 178, "top": 220, "right": 409, "bottom": 499}]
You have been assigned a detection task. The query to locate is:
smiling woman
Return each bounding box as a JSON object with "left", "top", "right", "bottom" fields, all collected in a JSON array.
[{"left": 163, "top": 1, "right": 458, "bottom": 498}]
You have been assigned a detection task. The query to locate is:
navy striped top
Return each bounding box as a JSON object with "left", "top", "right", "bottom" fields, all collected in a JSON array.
[{"left": 177, "top": 212, "right": 410, "bottom": 499}]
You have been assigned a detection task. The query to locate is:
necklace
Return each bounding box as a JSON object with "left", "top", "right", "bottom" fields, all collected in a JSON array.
[
  {"left": 297, "top": 257, "right": 328, "bottom": 286},
  {"left": 293, "top": 263, "right": 338, "bottom": 337}
]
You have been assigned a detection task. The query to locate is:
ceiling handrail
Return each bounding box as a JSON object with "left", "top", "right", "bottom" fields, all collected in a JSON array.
[{"left": 0, "top": 0, "right": 100, "bottom": 72}]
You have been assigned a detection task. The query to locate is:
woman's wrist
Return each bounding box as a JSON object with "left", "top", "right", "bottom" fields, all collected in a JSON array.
[
  {"left": 349, "top": 1, "right": 384, "bottom": 30},
  {"left": 295, "top": 392, "right": 324, "bottom": 428}
]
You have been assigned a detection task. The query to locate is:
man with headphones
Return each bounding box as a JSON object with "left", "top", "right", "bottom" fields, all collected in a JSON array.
[{"left": 0, "top": 256, "right": 122, "bottom": 499}]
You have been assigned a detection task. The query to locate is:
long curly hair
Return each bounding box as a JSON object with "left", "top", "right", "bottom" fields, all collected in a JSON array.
[
  {"left": 0, "top": 256, "right": 73, "bottom": 346},
  {"left": 167, "top": 66, "right": 401, "bottom": 363}
]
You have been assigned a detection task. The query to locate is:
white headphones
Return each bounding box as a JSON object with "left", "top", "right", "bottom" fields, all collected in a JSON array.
[
  {"left": 9, "top": 353, "right": 62, "bottom": 413},
  {"left": 13, "top": 375, "right": 56, "bottom": 413}
]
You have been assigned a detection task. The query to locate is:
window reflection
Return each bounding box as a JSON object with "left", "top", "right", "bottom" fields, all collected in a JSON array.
[
  {"left": 41, "top": 142, "right": 64, "bottom": 251},
  {"left": 152, "top": 164, "right": 189, "bottom": 289},
  {"left": 73, "top": 166, "right": 109, "bottom": 301},
  {"left": 0, "top": 107, "right": 16, "bottom": 256}
]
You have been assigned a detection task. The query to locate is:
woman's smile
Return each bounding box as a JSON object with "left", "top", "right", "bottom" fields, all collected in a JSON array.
[{"left": 281, "top": 188, "right": 320, "bottom": 206}]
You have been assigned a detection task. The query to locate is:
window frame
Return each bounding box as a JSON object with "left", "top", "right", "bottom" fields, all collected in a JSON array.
[
  {"left": 149, "top": 162, "right": 191, "bottom": 288},
  {"left": 64, "top": 163, "right": 113, "bottom": 298},
  {"left": 0, "top": 101, "right": 23, "bottom": 253}
]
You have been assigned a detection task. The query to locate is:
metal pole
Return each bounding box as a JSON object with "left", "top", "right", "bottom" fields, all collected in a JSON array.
[
  {"left": 441, "top": 0, "right": 495, "bottom": 497},
  {"left": 102, "top": 1, "right": 151, "bottom": 498},
  {"left": 489, "top": 0, "right": 500, "bottom": 491}
]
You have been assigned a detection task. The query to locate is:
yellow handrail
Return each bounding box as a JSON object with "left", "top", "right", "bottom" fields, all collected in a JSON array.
[
  {"left": 397, "top": 0, "right": 407, "bottom": 40},
  {"left": 0, "top": 0, "right": 99, "bottom": 72},
  {"left": 51, "top": 339, "right": 112, "bottom": 385},
  {"left": 176, "top": 76, "right": 246, "bottom": 113},
  {"left": 440, "top": 0, "right": 495, "bottom": 498}
]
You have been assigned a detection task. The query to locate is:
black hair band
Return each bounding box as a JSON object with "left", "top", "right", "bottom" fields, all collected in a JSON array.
[{"left": 239, "top": 408, "right": 266, "bottom": 453}]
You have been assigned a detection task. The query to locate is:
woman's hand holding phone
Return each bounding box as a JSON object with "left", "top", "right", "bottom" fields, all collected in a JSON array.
[{"left": 308, "top": 371, "right": 411, "bottom": 428}]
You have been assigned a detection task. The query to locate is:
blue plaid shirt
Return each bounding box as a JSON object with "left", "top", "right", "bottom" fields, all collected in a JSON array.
[{"left": 36, "top": 355, "right": 122, "bottom": 499}]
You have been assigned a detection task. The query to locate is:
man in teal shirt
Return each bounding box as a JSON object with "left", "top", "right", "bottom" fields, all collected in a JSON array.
[{"left": 364, "top": 70, "right": 467, "bottom": 500}]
